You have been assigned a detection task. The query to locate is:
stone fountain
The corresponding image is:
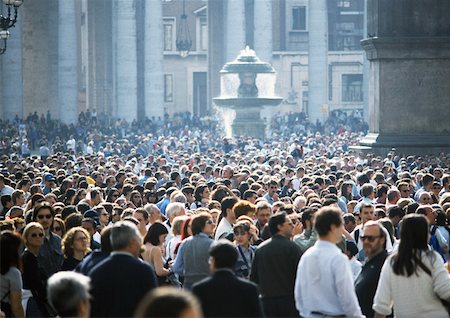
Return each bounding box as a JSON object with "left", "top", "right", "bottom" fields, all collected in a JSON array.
[{"left": 213, "top": 47, "right": 283, "bottom": 139}]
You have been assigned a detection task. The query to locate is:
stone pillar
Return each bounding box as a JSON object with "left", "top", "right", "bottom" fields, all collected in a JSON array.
[
  {"left": 58, "top": 0, "right": 78, "bottom": 124},
  {"left": 208, "top": 0, "right": 225, "bottom": 108},
  {"left": 308, "top": 0, "right": 328, "bottom": 124},
  {"left": 114, "top": 0, "right": 137, "bottom": 122},
  {"left": 253, "top": 0, "right": 272, "bottom": 63},
  {"left": 226, "top": 0, "right": 246, "bottom": 61},
  {"left": 362, "top": 0, "right": 369, "bottom": 124},
  {"left": 144, "top": 0, "right": 164, "bottom": 118},
  {"left": 2, "top": 17, "right": 23, "bottom": 121},
  {"left": 48, "top": 0, "right": 59, "bottom": 119},
  {"left": 360, "top": 0, "right": 450, "bottom": 155}
]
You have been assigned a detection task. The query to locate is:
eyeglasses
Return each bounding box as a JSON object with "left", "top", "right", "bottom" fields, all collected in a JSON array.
[
  {"left": 233, "top": 231, "right": 248, "bottom": 236},
  {"left": 75, "top": 236, "right": 89, "bottom": 241},
  {"left": 30, "top": 233, "right": 44, "bottom": 238},
  {"left": 206, "top": 220, "right": 214, "bottom": 225},
  {"left": 112, "top": 194, "right": 120, "bottom": 198},
  {"left": 400, "top": 189, "right": 409, "bottom": 193},
  {"left": 360, "top": 235, "right": 382, "bottom": 242},
  {"left": 37, "top": 214, "right": 53, "bottom": 220},
  {"left": 101, "top": 213, "right": 109, "bottom": 216}
]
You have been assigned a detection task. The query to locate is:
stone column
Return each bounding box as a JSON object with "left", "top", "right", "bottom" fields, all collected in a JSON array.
[
  {"left": 253, "top": 0, "right": 272, "bottom": 63},
  {"left": 58, "top": 0, "right": 78, "bottom": 124},
  {"left": 226, "top": 0, "right": 246, "bottom": 61},
  {"left": 308, "top": 0, "right": 328, "bottom": 123},
  {"left": 144, "top": 0, "right": 164, "bottom": 118},
  {"left": 48, "top": 0, "right": 59, "bottom": 119},
  {"left": 360, "top": 0, "right": 450, "bottom": 155},
  {"left": 2, "top": 17, "right": 23, "bottom": 120},
  {"left": 114, "top": 0, "right": 137, "bottom": 122}
]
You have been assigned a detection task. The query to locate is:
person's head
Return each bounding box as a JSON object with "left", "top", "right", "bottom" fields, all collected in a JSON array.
[
  {"left": 343, "top": 213, "right": 356, "bottom": 233},
  {"left": 418, "top": 191, "right": 432, "bottom": 205},
  {"left": 255, "top": 201, "right": 272, "bottom": 226},
  {"left": 11, "top": 189, "right": 25, "bottom": 207},
  {"left": 233, "top": 221, "right": 252, "bottom": 247},
  {"left": 191, "top": 212, "right": 215, "bottom": 236},
  {"left": 421, "top": 173, "right": 434, "bottom": 189},
  {"left": 314, "top": 207, "right": 343, "bottom": 244},
  {"left": 242, "top": 189, "right": 258, "bottom": 204},
  {"left": 109, "top": 221, "right": 143, "bottom": 257},
  {"left": 32, "top": 201, "right": 55, "bottom": 231},
  {"left": 62, "top": 227, "right": 91, "bottom": 258},
  {"left": 47, "top": 271, "right": 91, "bottom": 318},
  {"left": 171, "top": 215, "right": 188, "bottom": 236},
  {"left": 135, "top": 287, "right": 202, "bottom": 318},
  {"left": 268, "top": 211, "right": 293, "bottom": 238},
  {"left": 22, "top": 222, "right": 45, "bottom": 249},
  {"left": 220, "top": 196, "right": 238, "bottom": 222},
  {"left": 359, "top": 203, "right": 375, "bottom": 223},
  {"left": 166, "top": 202, "right": 186, "bottom": 222},
  {"left": 209, "top": 239, "right": 238, "bottom": 271},
  {"left": 361, "top": 221, "right": 386, "bottom": 259},
  {"left": 416, "top": 205, "right": 436, "bottom": 225},
  {"left": 133, "top": 208, "right": 149, "bottom": 230},
  {"left": 144, "top": 222, "right": 169, "bottom": 246},
  {"left": 232, "top": 200, "right": 256, "bottom": 219},
  {"left": 0, "top": 230, "right": 23, "bottom": 275},
  {"left": 361, "top": 183, "right": 375, "bottom": 199},
  {"left": 387, "top": 205, "right": 405, "bottom": 226},
  {"left": 393, "top": 214, "right": 431, "bottom": 277}
]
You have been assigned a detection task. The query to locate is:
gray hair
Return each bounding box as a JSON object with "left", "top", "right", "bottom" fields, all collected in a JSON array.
[
  {"left": 166, "top": 202, "right": 185, "bottom": 220},
  {"left": 47, "top": 271, "right": 91, "bottom": 317},
  {"left": 109, "top": 221, "right": 142, "bottom": 251},
  {"left": 172, "top": 193, "right": 187, "bottom": 204},
  {"left": 144, "top": 203, "right": 160, "bottom": 216}
]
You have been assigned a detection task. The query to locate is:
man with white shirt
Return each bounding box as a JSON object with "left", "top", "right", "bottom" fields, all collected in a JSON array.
[{"left": 294, "top": 207, "right": 364, "bottom": 318}]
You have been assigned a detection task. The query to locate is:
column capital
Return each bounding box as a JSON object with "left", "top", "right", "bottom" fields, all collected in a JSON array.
[{"left": 362, "top": 37, "right": 450, "bottom": 60}]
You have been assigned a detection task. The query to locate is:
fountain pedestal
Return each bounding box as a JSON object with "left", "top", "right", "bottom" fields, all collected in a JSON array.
[{"left": 213, "top": 47, "right": 282, "bottom": 139}]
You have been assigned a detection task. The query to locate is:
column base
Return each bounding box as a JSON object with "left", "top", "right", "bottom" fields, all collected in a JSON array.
[
  {"left": 232, "top": 108, "right": 265, "bottom": 139},
  {"left": 356, "top": 133, "right": 450, "bottom": 156}
]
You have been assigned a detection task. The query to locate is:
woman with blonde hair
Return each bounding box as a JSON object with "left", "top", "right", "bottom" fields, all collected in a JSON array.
[
  {"left": 21, "top": 222, "right": 54, "bottom": 317},
  {"left": 61, "top": 227, "right": 91, "bottom": 271}
]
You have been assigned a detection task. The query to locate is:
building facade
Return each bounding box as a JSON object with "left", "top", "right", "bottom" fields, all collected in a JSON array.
[{"left": 0, "top": 0, "right": 365, "bottom": 124}]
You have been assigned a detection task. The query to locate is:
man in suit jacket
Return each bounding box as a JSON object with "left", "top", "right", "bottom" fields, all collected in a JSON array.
[
  {"left": 89, "top": 221, "right": 157, "bottom": 317},
  {"left": 250, "top": 211, "right": 302, "bottom": 317},
  {"left": 192, "top": 240, "right": 262, "bottom": 317}
]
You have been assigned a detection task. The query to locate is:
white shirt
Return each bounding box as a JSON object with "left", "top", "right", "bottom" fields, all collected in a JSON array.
[
  {"left": 295, "top": 240, "right": 364, "bottom": 318},
  {"left": 166, "top": 235, "right": 181, "bottom": 261},
  {"left": 373, "top": 250, "right": 450, "bottom": 318},
  {"left": 214, "top": 217, "right": 233, "bottom": 241}
]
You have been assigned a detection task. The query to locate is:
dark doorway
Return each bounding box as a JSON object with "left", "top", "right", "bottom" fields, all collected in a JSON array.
[{"left": 193, "top": 72, "right": 207, "bottom": 116}]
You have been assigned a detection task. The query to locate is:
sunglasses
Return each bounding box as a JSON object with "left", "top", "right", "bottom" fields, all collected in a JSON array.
[
  {"left": 53, "top": 226, "right": 61, "bottom": 231},
  {"left": 360, "top": 235, "right": 382, "bottom": 242},
  {"left": 206, "top": 220, "right": 214, "bottom": 225},
  {"left": 37, "top": 214, "right": 53, "bottom": 220},
  {"left": 30, "top": 233, "right": 44, "bottom": 238}
]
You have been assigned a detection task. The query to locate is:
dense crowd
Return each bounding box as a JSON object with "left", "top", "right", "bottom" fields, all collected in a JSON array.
[{"left": 1, "top": 111, "right": 449, "bottom": 318}]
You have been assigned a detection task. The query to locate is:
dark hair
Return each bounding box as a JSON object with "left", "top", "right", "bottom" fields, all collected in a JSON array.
[
  {"left": 191, "top": 212, "right": 211, "bottom": 235},
  {"left": 209, "top": 240, "right": 238, "bottom": 269},
  {"left": 0, "top": 231, "right": 23, "bottom": 275},
  {"left": 32, "top": 201, "right": 55, "bottom": 221},
  {"left": 343, "top": 213, "right": 356, "bottom": 225},
  {"left": 144, "top": 222, "right": 168, "bottom": 246},
  {"left": 392, "top": 214, "right": 433, "bottom": 277},
  {"left": 194, "top": 184, "right": 209, "bottom": 202},
  {"left": 314, "top": 207, "right": 343, "bottom": 237},
  {"left": 135, "top": 287, "right": 199, "bottom": 318},
  {"left": 61, "top": 205, "right": 77, "bottom": 220},
  {"left": 100, "top": 226, "right": 113, "bottom": 253},
  {"left": 388, "top": 205, "right": 405, "bottom": 219},
  {"left": 268, "top": 212, "right": 287, "bottom": 235}
]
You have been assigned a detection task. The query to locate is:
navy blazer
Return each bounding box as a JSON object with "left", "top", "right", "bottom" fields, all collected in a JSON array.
[
  {"left": 192, "top": 270, "right": 263, "bottom": 317},
  {"left": 89, "top": 253, "right": 157, "bottom": 317}
]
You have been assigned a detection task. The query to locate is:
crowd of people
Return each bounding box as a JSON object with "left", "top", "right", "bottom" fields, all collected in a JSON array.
[{"left": 1, "top": 111, "right": 450, "bottom": 318}]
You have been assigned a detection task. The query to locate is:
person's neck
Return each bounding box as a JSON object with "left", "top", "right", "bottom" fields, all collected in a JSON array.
[
  {"left": 367, "top": 249, "right": 384, "bottom": 261},
  {"left": 319, "top": 235, "right": 337, "bottom": 244},
  {"left": 239, "top": 242, "right": 250, "bottom": 249},
  {"left": 27, "top": 246, "right": 40, "bottom": 256},
  {"left": 73, "top": 250, "right": 86, "bottom": 261}
]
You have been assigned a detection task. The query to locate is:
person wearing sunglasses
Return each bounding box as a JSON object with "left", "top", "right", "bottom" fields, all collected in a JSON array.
[
  {"left": 32, "top": 202, "right": 63, "bottom": 278},
  {"left": 22, "top": 222, "right": 55, "bottom": 317},
  {"left": 354, "top": 221, "right": 388, "bottom": 317}
]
